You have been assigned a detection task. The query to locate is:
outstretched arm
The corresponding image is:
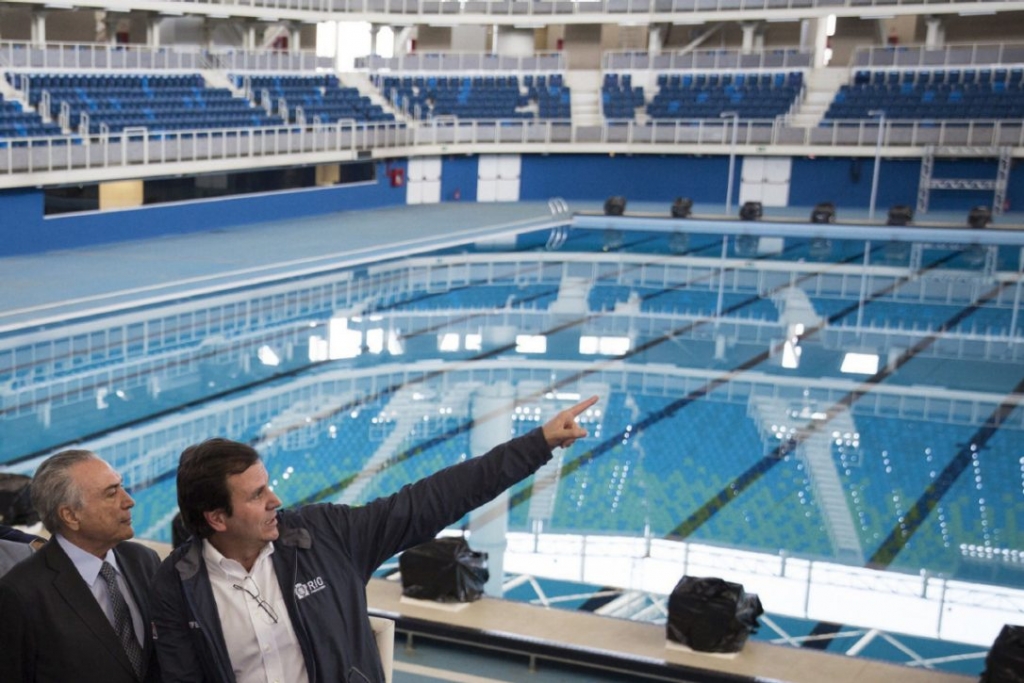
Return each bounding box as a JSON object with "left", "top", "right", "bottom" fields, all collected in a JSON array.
[{"left": 541, "top": 395, "right": 599, "bottom": 450}]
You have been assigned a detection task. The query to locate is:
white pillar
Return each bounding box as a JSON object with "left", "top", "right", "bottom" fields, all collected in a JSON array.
[
  {"left": 648, "top": 25, "right": 663, "bottom": 55},
  {"left": 245, "top": 21, "right": 257, "bottom": 51},
  {"left": 741, "top": 22, "right": 758, "bottom": 55},
  {"left": 925, "top": 16, "right": 944, "bottom": 49},
  {"left": 290, "top": 23, "right": 301, "bottom": 51},
  {"left": 394, "top": 26, "right": 414, "bottom": 56},
  {"left": 31, "top": 12, "right": 47, "bottom": 47},
  {"left": 467, "top": 382, "right": 516, "bottom": 598},
  {"left": 810, "top": 17, "right": 830, "bottom": 68},
  {"left": 146, "top": 14, "right": 161, "bottom": 48},
  {"left": 370, "top": 23, "right": 379, "bottom": 56}
]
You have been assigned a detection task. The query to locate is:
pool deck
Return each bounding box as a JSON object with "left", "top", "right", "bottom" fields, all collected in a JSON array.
[{"left": 3, "top": 200, "right": 1022, "bottom": 334}]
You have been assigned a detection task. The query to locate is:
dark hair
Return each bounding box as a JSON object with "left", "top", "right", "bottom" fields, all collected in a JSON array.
[{"left": 177, "top": 438, "right": 260, "bottom": 539}]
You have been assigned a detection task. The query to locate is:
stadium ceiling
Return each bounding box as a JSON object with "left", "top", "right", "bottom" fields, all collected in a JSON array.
[{"left": 4, "top": 0, "right": 1024, "bottom": 25}]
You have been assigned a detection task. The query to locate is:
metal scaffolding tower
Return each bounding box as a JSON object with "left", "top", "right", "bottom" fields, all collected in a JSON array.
[{"left": 917, "top": 146, "right": 1012, "bottom": 216}]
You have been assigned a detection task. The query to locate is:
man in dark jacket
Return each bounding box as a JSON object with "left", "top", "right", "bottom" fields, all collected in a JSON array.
[
  {"left": 0, "top": 450, "right": 162, "bottom": 683},
  {"left": 151, "top": 395, "right": 598, "bottom": 683}
]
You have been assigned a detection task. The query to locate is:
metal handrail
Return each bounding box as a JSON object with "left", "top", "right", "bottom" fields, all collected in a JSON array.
[{"left": 2, "top": 117, "right": 1022, "bottom": 187}]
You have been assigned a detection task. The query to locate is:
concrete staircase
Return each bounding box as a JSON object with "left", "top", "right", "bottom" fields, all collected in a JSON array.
[
  {"left": 789, "top": 66, "right": 848, "bottom": 128},
  {"left": 748, "top": 396, "right": 864, "bottom": 563},
  {"left": 337, "top": 388, "right": 423, "bottom": 505},
  {"left": 343, "top": 71, "right": 411, "bottom": 122},
  {"left": 566, "top": 69, "right": 603, "bottom": 126}
]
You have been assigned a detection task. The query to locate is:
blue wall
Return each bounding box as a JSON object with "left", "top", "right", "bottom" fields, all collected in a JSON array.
[
  {"left": 789, "top": 157, "right": 921, "bottom": 209},
  {"left": 1, "top": 153, "right": 1019, "bottom": 257},
  {"left": 0, "top": 160, "right": 406, "bottom": 257},
  {"left": 440, "top": 155, "right": 479, "bottom": 202},
  {"left": 519, "top": 154, "right": 732, "bottom": 203}
]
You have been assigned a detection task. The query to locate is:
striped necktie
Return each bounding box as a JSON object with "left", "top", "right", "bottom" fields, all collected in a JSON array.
[{"left": 100, "top": 561, "right": 143, "bottom": 679}]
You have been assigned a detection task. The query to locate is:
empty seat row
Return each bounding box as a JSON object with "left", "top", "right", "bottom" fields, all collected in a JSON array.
[
  {"left": 825, "top": 71, "right": 1024, "bottom": 121},
  {"left": 377, "top": 73, "right": 570, "bottom": 121},
  {"left": 240, "top": 74, "right": 395, "bottom": 124},
  {"left": 854, "top": 68, "right": 1024, "bottom": 87}
]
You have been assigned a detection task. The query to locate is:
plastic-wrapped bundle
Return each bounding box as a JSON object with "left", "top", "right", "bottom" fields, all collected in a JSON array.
[
  {"left": 981, "top": 624, "right": 1024, "bottom": 683},
  {"left": 666, "top": 576, "right": 764, "bottom": 654},
  {"left": 399, "top": 537, "right": 489, "bottom": 604}
]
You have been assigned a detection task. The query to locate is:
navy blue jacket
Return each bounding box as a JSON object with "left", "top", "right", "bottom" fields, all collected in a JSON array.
[{"left": 151, "top": 427, "right": 553, "bottom": 683}]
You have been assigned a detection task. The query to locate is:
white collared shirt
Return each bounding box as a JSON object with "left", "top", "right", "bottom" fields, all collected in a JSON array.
[
  {"left": 202, "top": 540, "right": 309, "bottom": 683},
  {"left": 55, "top": 534, "right": 143, "bottom": 647}
]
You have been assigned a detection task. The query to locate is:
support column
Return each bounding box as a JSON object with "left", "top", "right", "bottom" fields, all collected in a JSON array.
[
  {"left": 648, "top": 25, "right": 663, "bottom": 55},
  {"left": 370, "top": 23, "right": 379, "bottom": 56},
  {"left": 740, "top": 22, "right": 758, "bottom": 54},
  {"left": 467, "top": 382, "right": 516, "bottom": 598},
  {"left": 290, "top": 22, "right": 301, "bottom": 51},
  {"left": 925, "top": 16, "right": 944, "bottom": 49},
  {"left": 394, "top": 26, "right": 414, "bottom": 56},
  {"left": 31, "top": 12, "right": 47, "bottom": 47},
  {"left": 244, "top": 20, "right": 257, "bottom": 51},
  {"left": 105, "top": 17, "right": 118, "bottom": 45},
  {"left": 801, "top": 17, "right": 830, "bottom": 68},
  {"left": 145, "top": 13, "right": 161, "bottom": 48}
]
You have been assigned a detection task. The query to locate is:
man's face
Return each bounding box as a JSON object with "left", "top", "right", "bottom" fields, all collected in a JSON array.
[
  {"left": 221, "top": 461, "right": 282, "bottom": 549},
  {"left": 63, "top": 457, "right": 135, "bottom": 557}
]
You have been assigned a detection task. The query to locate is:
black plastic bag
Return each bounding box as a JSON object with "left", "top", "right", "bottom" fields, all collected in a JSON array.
[
  {"left": 666, "top": 576, "right": 763, "bottom": 653},
  {"left": 399, "top": 537, "right": 489, "bottom": 603},
  {"left": 981, "top": 624, "right": 1024, "bottom": 683}
]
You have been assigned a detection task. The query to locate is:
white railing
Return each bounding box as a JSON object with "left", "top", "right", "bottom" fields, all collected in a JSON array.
[
  {"left": 210, "top": 48, "right": 333, "bottom": 72},
  {"left": 0, "top": 41, "right": 338, "bottom": 72},
  {"left": 0, "top": 41, "right": 208, "bottom": 70},
  {"left": 602, "top": 46, "right": 812, "bottom": 72},
  {"left": 357, "top": 51, "right": 566, "bottom": 73},
  {"left": 503, "top": 532, "right": 1024, "bottom": 647},
  {"left": 851, "top": 42, "right": 1024, "bottom": 70},
  {"left": 3, "top": 118, "right": 1024, "bottom": 185}
]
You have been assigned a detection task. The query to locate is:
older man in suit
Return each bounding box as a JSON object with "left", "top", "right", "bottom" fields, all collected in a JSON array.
[{"left": 0, "top": 450, "right": 161, "bottom": 683}]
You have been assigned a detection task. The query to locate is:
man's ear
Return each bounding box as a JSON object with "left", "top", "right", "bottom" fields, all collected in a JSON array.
[
  {"left": 58, "top": 505, "right": 80, "bottom": 531},
  {"left": 204, "top": 509, "right": 229, "bottom": 533}
]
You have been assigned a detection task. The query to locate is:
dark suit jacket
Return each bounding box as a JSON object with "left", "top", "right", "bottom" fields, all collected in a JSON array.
[
  {"left": 0, "top": 538, "right": 33, "bottom": 576},
  {"left": 0, "top": 538, "right": 161, "bottom": 683}
]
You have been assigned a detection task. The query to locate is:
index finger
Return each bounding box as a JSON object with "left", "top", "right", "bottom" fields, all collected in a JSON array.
[{"left": 566, "top": 395, "right": 599, "bottom": 417}]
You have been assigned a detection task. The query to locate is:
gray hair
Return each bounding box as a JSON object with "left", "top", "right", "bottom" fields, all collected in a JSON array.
[{"left": 31, "top": 450, "right": 98, "bottom": 533}]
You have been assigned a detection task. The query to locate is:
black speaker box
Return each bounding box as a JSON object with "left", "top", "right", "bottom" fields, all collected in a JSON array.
[
  {"left": 968, "top": 205, "right": 993, "bottom": 229},
  {"left": 810, "top": 202, "right": 837, "bottom": 224},
  {"left": 739, "top": 201, "right": 762, "bottom": 221},
  {"left": 887, "top": 204, "right": 914, "bottom": 226},
  {"left": 671, "top": 197, "right": 693, "bottom": 218},
  {"left": 604, "top": 196, "right": 627, "bottom": 216}
]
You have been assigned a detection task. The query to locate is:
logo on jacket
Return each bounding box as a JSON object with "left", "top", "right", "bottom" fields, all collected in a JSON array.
[{"left": 294, "top": 576, "right": 327, "bottom": 600}]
